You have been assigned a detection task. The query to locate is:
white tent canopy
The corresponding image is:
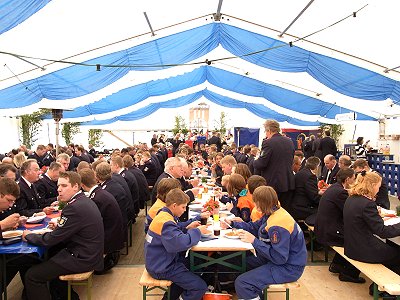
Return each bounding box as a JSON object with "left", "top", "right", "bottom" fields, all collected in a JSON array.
[{"left": 0, "top": 0, "right": 399, "bottom": 138}]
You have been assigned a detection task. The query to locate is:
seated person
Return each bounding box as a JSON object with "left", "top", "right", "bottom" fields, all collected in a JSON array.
[
  {"left": 314, "top": 168, "right": 365, "bottom": 283},
  {"left": 223, "top": 186, "right": 306, "bottom": 299},
  {"left": 290, "top": 156, "right": 321, "bottom": 222},
  {"left": 146, "top": 178, "right": 209, "bottom": 233},
  {"left": 248, "top": 175, "right": 267, "bottom": 222},
  {"left": 145, "top": 188, "right": 208, "bottom": 300},
  {"left": 222, "top": 174, "right": 254, "bottom": 222},
  {"left": 352, "top": 158, "right": 390, "bottom": 209},
  {"left": 344, "top": 171, "right": 400, "bottom": 298},
  {"left": 79, "top": 168, "right": 125, "bottom": 274},
  {"left": 23, "top": 172, "right": 104, "bottom": 300}
]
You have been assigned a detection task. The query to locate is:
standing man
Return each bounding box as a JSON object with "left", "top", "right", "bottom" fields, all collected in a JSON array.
[
  {"left": 207, "top": 131, "right": 222, "bottom": 152},
  {"left": 27, "top": 145, "right": 47, "bottom": 169},
  {"left": 253, "top": 120, "right": 295, "bottom": 209},
  {"left": 319, "top": 130, "right": 337, "bottom": 159},
  {"left": 23, "top": 172, "right": 104, "bottom": 300}
]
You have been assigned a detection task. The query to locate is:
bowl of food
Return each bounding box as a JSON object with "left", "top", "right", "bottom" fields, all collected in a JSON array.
[{"left": 2, "top": 230, "right": 23, "bottom": 239}]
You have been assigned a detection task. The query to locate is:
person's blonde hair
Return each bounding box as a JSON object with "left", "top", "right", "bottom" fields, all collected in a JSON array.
[
  {"left": 349, "top": 171, "right": 382, "bottom": 199},
  {"left": 253, "top": 186, "right": 280, "bottom": 215},
  {"left": 227, "top": 173, "right": 246, "bottom": 196},
  {"left": 13, "top": 152, "right": 26, "bottom": 168},
  {"left": 220, "top": 155, "right": 236, "bottom": 166}
]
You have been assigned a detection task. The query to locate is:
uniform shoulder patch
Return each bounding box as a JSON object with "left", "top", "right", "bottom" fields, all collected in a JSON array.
[
  {"left": 58, "top": 216, "right": 68, "bottom": 227},
  {"left": 90, "top": 192, "right": 96, "bottom": 199},
  {"left": 271, "top": 230, "right": 280, "bottom": 244}
]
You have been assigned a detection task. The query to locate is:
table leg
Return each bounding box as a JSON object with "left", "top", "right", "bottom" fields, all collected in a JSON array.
[{"left": 2, "top": 254, "right": 7, "bottom": 300}]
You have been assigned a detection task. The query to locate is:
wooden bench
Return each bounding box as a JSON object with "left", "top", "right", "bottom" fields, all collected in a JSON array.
[
  {"left": 59, "top": 271, "right": 94, "bottom": 300},
  {"left": 145, "top": 186, "right": 154, "bottom": 215},
  {"left": 332, "top": 246, "right": 400, "bottom": 300},
  {"left": 304, "top": 222, "right": 329, "bottom": 263},
  {"left": 139, "top": 269, "right": 172, "bottom": 300},
  {"left": 264, "top": 281, "right": 300, "bottom": 300}
]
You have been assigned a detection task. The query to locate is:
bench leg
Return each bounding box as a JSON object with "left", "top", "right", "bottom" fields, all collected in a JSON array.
[
  {"left": 373, "top": 283, "right": 379, "bottom": 300},
  {"left": 129, "top": 222, "right": 133, "bottom": 247},
  {"left": 264, "top": 288, "right": 268, "bottom": 300},
  {"left": 67, "top": 281, "right": 72, "bottom": 300},
  {"left": 166, "top": 286, "right": 171, "bottom": 300},
  {"left": 310, "top": 232, "right": 314, "bottom": 262},
  {"left": 87, "top": 275, "right": 92, "bottom": 300},
  {"left": 286, "top": 288, "right": 290, "bottom": 300}
]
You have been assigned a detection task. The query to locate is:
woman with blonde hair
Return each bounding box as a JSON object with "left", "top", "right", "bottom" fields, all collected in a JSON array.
[
  {"left": 13, "top": 152, "right": 26, "bottom": 169},
  {"left": 344, "top": 171, "right": 400, "bottom": 297},
  {"left": 232, "top": 163, "right": 252, "bottom": 182},
  {"left": 223, "top": 186, "right": 306, "bottom": 299}
]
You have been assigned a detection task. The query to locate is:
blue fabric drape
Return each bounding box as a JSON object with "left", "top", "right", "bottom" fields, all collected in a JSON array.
[
  {"left": 0, "top": 23, "right": 398, "bottom": 110},
  {"left": 0, "top": 0, "right": 51, "bottom": 35},
  {"left": 60, "top": 66, "right": 374, "bottom": 121},
  {"left": 82, "top": 89, "right": 320, "bottom": 126}
]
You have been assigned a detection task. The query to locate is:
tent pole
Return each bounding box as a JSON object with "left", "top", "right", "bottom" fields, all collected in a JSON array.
[
  {"left": 278, "top": 0, "right": 315, "bottom": 37},
  {"left": 143, "top": 12, "right": 155, "bottom": 36}
]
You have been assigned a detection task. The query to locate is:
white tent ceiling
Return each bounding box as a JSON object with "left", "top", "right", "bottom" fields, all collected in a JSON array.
[{"left": 0, "top": 0, "right": 399, "bottom": 129}]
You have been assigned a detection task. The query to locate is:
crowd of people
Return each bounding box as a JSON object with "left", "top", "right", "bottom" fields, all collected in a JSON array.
[{"left": 0, "top": 119, "right": 397, "bottom": 299}]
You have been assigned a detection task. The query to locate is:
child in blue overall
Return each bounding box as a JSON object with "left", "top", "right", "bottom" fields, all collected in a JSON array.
[
  {"left": 145, "top": 188, "right": 209, "bottom": 300},
  {"left": 222, "top": 186, "right": 307, "bottom": 300}
]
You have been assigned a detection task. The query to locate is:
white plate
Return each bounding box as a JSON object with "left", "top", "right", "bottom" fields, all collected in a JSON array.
[
  {"left": 27, "top": 215, "right": 46, "bottom": 224},
  {"left": 189, "top": 204, "right": 203, "bottom": 211},
  {"left": 2, "top": 230, "right": 23, "bottom": 239},
  {"left": 224, "top": 233, "right": 240, "bottom": 239}
]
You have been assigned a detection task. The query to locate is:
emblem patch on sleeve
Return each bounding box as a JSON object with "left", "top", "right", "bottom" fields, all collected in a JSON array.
[
  {"left": 58, "top": 216, "right": 68, "bottom": 227},
  {"left": 271, "top": 230, "right": 280, "bottom": 244}
]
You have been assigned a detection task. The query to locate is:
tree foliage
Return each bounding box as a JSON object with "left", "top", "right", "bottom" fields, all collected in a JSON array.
[
  {"left": 319, "top": 123, "right": 345, "bottom": 144},
  {"left": 19, "top": 109, "right": 51, "bottom": 149},
  {"left": 88, "top": 129, "right": 104, "bottom": 147},
  {"left": 172, "top": 115, "right": 189, "bottom": 135},
  {"left": 62, "top": 122, "right": 81, "bottom": 145},
  {"left": 214, "top": 112, "right": 228, "bottom": 135}
]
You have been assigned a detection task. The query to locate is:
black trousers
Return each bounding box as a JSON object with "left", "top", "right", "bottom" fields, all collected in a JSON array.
[
  {"left": 25, "top": 259, "right": 72, "bottom": 300},
  {"left": 331, "top": 253, "right": 361, "bottom": 278}
]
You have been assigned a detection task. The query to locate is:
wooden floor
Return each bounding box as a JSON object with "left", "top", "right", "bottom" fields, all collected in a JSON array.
[{"left": 9, "top": 196, "right": 398, "bottom": 299}]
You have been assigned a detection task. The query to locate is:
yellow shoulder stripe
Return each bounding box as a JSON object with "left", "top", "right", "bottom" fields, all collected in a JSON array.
[
  {"left": 149, "top": 211, "right": 175, "bottom": 235},
  {"left": 148, "top": 199, "right": 166, "bottom": 219},
  {"left": 266, "top": 208, "right": 294, "bottom": 233}
]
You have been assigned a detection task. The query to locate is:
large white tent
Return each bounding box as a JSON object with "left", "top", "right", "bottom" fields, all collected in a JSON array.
[{"left": 0, "top": 0, "right": 399, "bottom": 150}]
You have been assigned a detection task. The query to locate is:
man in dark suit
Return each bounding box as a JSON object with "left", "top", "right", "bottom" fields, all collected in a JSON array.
[
  {"left": 23, "top": 172, "right": 104, "bottom": 300},
  {"left": 27, "top": 145, "right": 47, "bottom": 169},
  {"left": 80, "top": 168, "right": 124, "bottom": 274},
  {"left": 34, "top": 161, "right": 62, "bottom": 207},
  {"left": 253, "top": 119, "right": 295, "bottom": 209},
  {"left": 16, "top": 159, "right": 55, "bottom": 217},
  {"left": 139, "top": 151, "right": 159, "bottom": 186},
  {"left": 352, "top": 158, "right": 390, "bottom": 209},
  {"left": 151, "top": 157, "right": 198, "bottom": 204},
  {"left": 318, "top": 130, "right": 337, "bottom": 159},
  {"left": 320, "top": 155, "right": 340, "bottom": 185},
  {"left": 123, "top": 155, "right": 150, "bottom": 210},
  {"left": 295, "top": 150, "right": 306, "bottom": 170},
  {"left": 207, "top": 131, "right": 222, "bottom": 152},
  {"left": 94, "top": 162, "right": 129, "bottom": 227},
  {"left": 314, "top": 168, "right": 364, "bottom": 283},
  {"left": 110, "top": 155, "right": 140, "bottom": 216},
  {"left": 290, "top": 157, "right": 321, "bottom": 221},
  {"left": 75, "top": 146, "right": 91, "bottom": 163},
  {"left": 88, "top": 144, "right": 97, "bottom": 158},
  {"left": 246, "top": 147, "right": 258, "bottom": 175}
]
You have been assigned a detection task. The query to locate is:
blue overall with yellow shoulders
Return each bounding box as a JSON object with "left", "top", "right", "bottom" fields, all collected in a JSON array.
[
  {"left": 145, "top": 199, "right": 202, "bottom": 233},
  {"left": 144, "top": 206, "right": 207, "bottom": 300},
  {"left": 232, "top": 206, "right": 307, "bottom": 300}
]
